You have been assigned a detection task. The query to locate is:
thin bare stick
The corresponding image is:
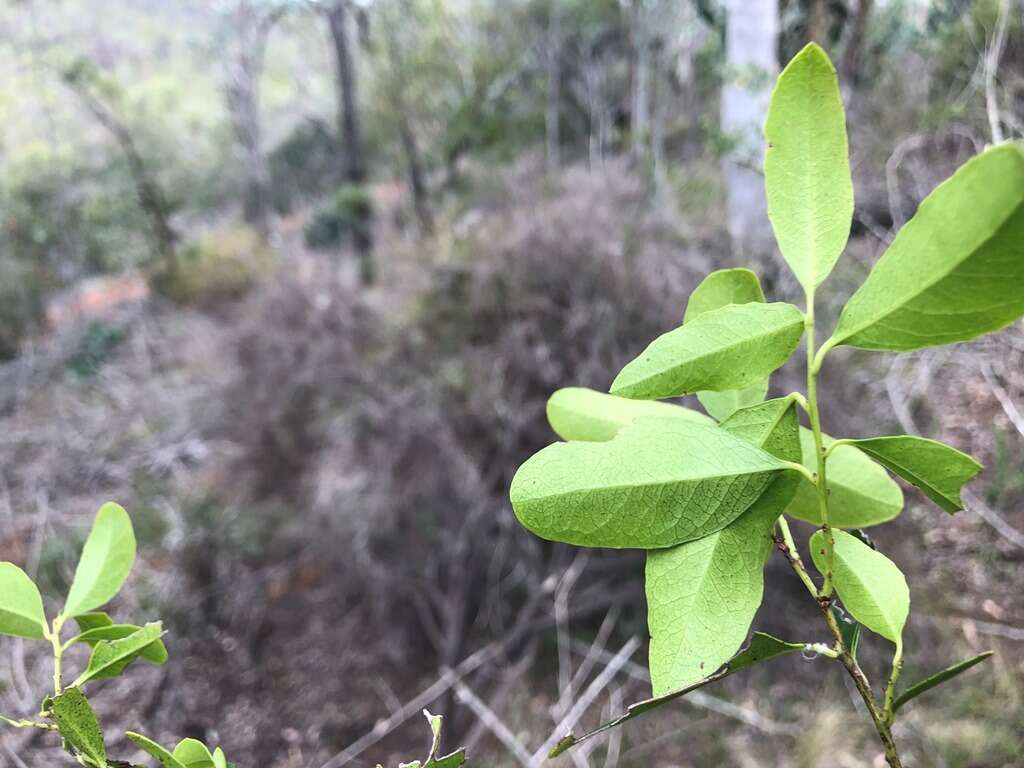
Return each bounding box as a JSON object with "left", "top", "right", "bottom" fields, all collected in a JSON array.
[
  {"left": 453, "top": 680, "right": 533, "bottom": 766},
  {"left": 984, "top": 0, "right": 1011, "bottom": 144},
  {"left": 531, "top": 636, "right": 640, "bottom": 764},
  {"left": 981, "top": 363, "right": 1024, "bottom": 439},
  {"left": 962, "top": 489, "right": 1024, "bottom": 550}
]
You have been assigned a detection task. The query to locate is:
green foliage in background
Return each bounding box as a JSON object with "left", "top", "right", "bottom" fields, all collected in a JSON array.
[
  {"left": 304, "top": 185, "right": 375, "bottom": 251},
  {"left": 510, "top": 43, "right": 1016, "bottom": 767}
]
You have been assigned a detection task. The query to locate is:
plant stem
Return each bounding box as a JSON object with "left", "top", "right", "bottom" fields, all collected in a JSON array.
[
  {"left": 774, "top": 526, "right": 904, "bottom": 766},
  {"left": 796, "top": 292, "right": 904, "bottom": 767},
  {"left": 803, "top": 293, "right": 835, "bottom": 598},
  {"left": 883, "top": 640, "right": 905, "bottom": 725},
  {"left": 774, "top": 517, "right": 819, "bottom": 599},
  {"left": 0, "top": 714, "right": 58, "bottom": 731},
  {"left": 46, "top": 615, "right": 66, "bottom": 696}
]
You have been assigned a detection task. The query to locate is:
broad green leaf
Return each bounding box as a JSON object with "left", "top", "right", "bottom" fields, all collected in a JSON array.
[
  {"left": 74, "top": 611, "right": 114, "bottom": 632},
  {"left": 73, "top": 622, "right": 165, "bottom": 686},
  {"left": 70, "top": 623, "right": 169, "bottom": 666},
  {"left": 892, "top": 651, "right": 993, "bottom": 715},
  {"left": 427, "top": 753, "right": 466, "bottom": 768},
  {"left": 610, "top": 302, "right": 804, "bottom": 400},
  {"left": 764, "top": 42, "right": 853, "bottom": 291},
  {"left": 63, "top": 502, "right": 136, "bottom": 619},
  {"left": 787, "top": 429, "right": 903, "bottom": 527},
  {"left": 683, "top": 268, "right": 770, "bottom": 420},
  {"left": 511, "top": 419, "right": 790, "bottom": 549},
  {"left": 546, "top": 386, "right": 710, "bottom": 442},
  {"left": 0, "top": 562, "right": 47, "bottom": 640},
  {"left": 173, "top": 738, "right": 215, "bottom": 768},
  {"left": 697, "top": 385, "right": 770, "bottom": 422},
  {"left": 719, "top": 397, "right": 801, "bottom": 459},
  {"left": 682, "top": 268, "right": 766, "bottom": 323},
  {"left": 844, "top": 436, "right": 982, "bottom": 514},
  {"left": 645, "top": 485, "right": 784, "bottom": 694},
  {"left": 549, "top": 633, "right": 803, "bottom": 757},
  {"left": 126, "top": 732, "right": 187, "bottom": 768},
  {"left": 213, "top": 748, "right": 228, "bottom": 768},
  {"left": 810, "top": 530, "right": 909, "bottom": 644},
  {"left": 646, "top": 398, "right": 801, "bottom": 694},
  {"left": 50, "top": 688, "right": 107, "bottom": 768},
  {"left": 829, "top": 143, "right": 1024, "bottom": 351}
]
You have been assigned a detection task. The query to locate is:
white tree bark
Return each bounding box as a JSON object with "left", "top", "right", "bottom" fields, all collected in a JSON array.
[{"left": 721, "top": 0, "right": 779, "bottom": 257}]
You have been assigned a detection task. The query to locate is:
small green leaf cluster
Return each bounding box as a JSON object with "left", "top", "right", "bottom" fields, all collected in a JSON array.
[
  {"left": 0, "top": 503, "right": 229, "bottom": 768},
  {"left": 510, "top": 42, "right": 1020, "bottom": 765},
  {"left": 2, "top": 505, "right": 469, "bottom": 766}
]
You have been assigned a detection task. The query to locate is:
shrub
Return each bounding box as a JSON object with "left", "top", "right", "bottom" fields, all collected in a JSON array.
[
  {"left": 150, "top": 226, "right": 272, "bottom": 306},
  {"left": 267, "top": 120, "right": 341, "bottom": 214},
  {"left": 303, "top": 185, "right": 374, "bottom": 251}
]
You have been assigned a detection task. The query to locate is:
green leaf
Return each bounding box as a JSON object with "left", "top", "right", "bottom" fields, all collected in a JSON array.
[
  {"left": 787, "top": 429, "right": 903, "bottom": 527},
  {"left": 892, "top": 651, "right": 993, "bottom": 715},
  {"left": 844, "top": 436, "right": 982, "bottom": 514},
  {"left": 764, "top": 42, "right": 853, "bottom": 292},
  {"left": 173, "top": 738, "right": 215, "bottom": 768},
  {"left": 549, "top": 633, "right": 803, "bottom": 757},
  {"left": 682, "top": 268, "right": 766, "bottom": 323},
  {"left": 511, "top": 418, "right": 790, "bottom": 549},
  {"left": 829, "top": 143, "right": 1024, "bottom": 351},
  {"left": 398, "top": 710, "right": 466, "bottom": 768},
  {"left": 810, "top": 530, "right": 909, "bottom": 644},
  {"left": 50, "top": 688, "right": 107, "bottom": 768},
  {"left": 126, "top": 732, "right": 187, "bottom": 768},
  {"left": 0, "top": 562, "right": 47, "bottom": 640},
  {"left": 610, "top": 302, "right": 804, "bottom": 400},
  {"left": 546, "top": 386, "right": 711, "bottom": 442},
  {"left": 645, "top": 398, "right": 801, "bottom": 694},
  {"left": 70, "top": 623, "right": 169, "bottom": 666},
  {"left": 697, "top": 385, "right": 770, "bottom": 423},
  {"left": 74, "top": 611, "right": 115, "bottom": 632},
  {"left": 719, "top": 397, "right": 801, "bottom": 460},
  {"left": 73, "top": 622, "right": 165, "bottom": 686},
  {"left": 683, "top": 268, "right": 770, "bottom": 420},
  {"left": 212, "top": 748, "right": 228, "bottom": 768},
  {"left": 63, "top": 502, "right": 136, "bottom": 619}
]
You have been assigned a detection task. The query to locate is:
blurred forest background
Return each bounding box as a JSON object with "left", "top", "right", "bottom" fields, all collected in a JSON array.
[{"left": 0, "top": 0, "right": 1022, "bottom": 766}]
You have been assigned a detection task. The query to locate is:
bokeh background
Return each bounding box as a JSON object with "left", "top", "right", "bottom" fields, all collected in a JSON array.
[{"left": 0, "top": 1, "right": 1022, "bottom": 766}]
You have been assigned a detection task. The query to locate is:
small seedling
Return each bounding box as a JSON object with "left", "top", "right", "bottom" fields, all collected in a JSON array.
[{"left": 511, "top": 43, "right": 1020, "bottom": 766}]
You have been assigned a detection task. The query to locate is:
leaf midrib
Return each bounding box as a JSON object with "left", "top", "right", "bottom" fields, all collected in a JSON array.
[
  {"left": 618, "top": 305, "right": 801, "bottom": 392},
  {"left": 518, "top": 467, "right": 781, "bottom": 504}
]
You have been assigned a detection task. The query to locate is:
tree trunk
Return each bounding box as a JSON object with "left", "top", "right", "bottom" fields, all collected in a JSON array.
[
  {"left": 808, "top": 0, "right": 828, "bottom": 44},
  {"left": 630, "top": 0, "right": 652, "bottom": 158},
  {"left": 324, "top": 0, "right": 373, "bottom": 284},
  {"left": 841, "top": 0, "right": 873, "bottom": 86},
  {"left": 381, "top": 8, "right": 434, "bottom": 235},
  {"left": 545, "top": 2, "right": 561, "bottom": 173},
  {"left": 399, "top": 121, "right": 433, "bottom": 235},
  {"left": 326, "top": 0, "right": 365, "bottom": 185},
  {"left": 224, "top": 2, "right": 279, "bottom": 235},
  {"left": 65, "top": 77, "right": 178, "bottom": 269},
  {"left": 721, "top": 0, "right": 779, "bottom": 261}
]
